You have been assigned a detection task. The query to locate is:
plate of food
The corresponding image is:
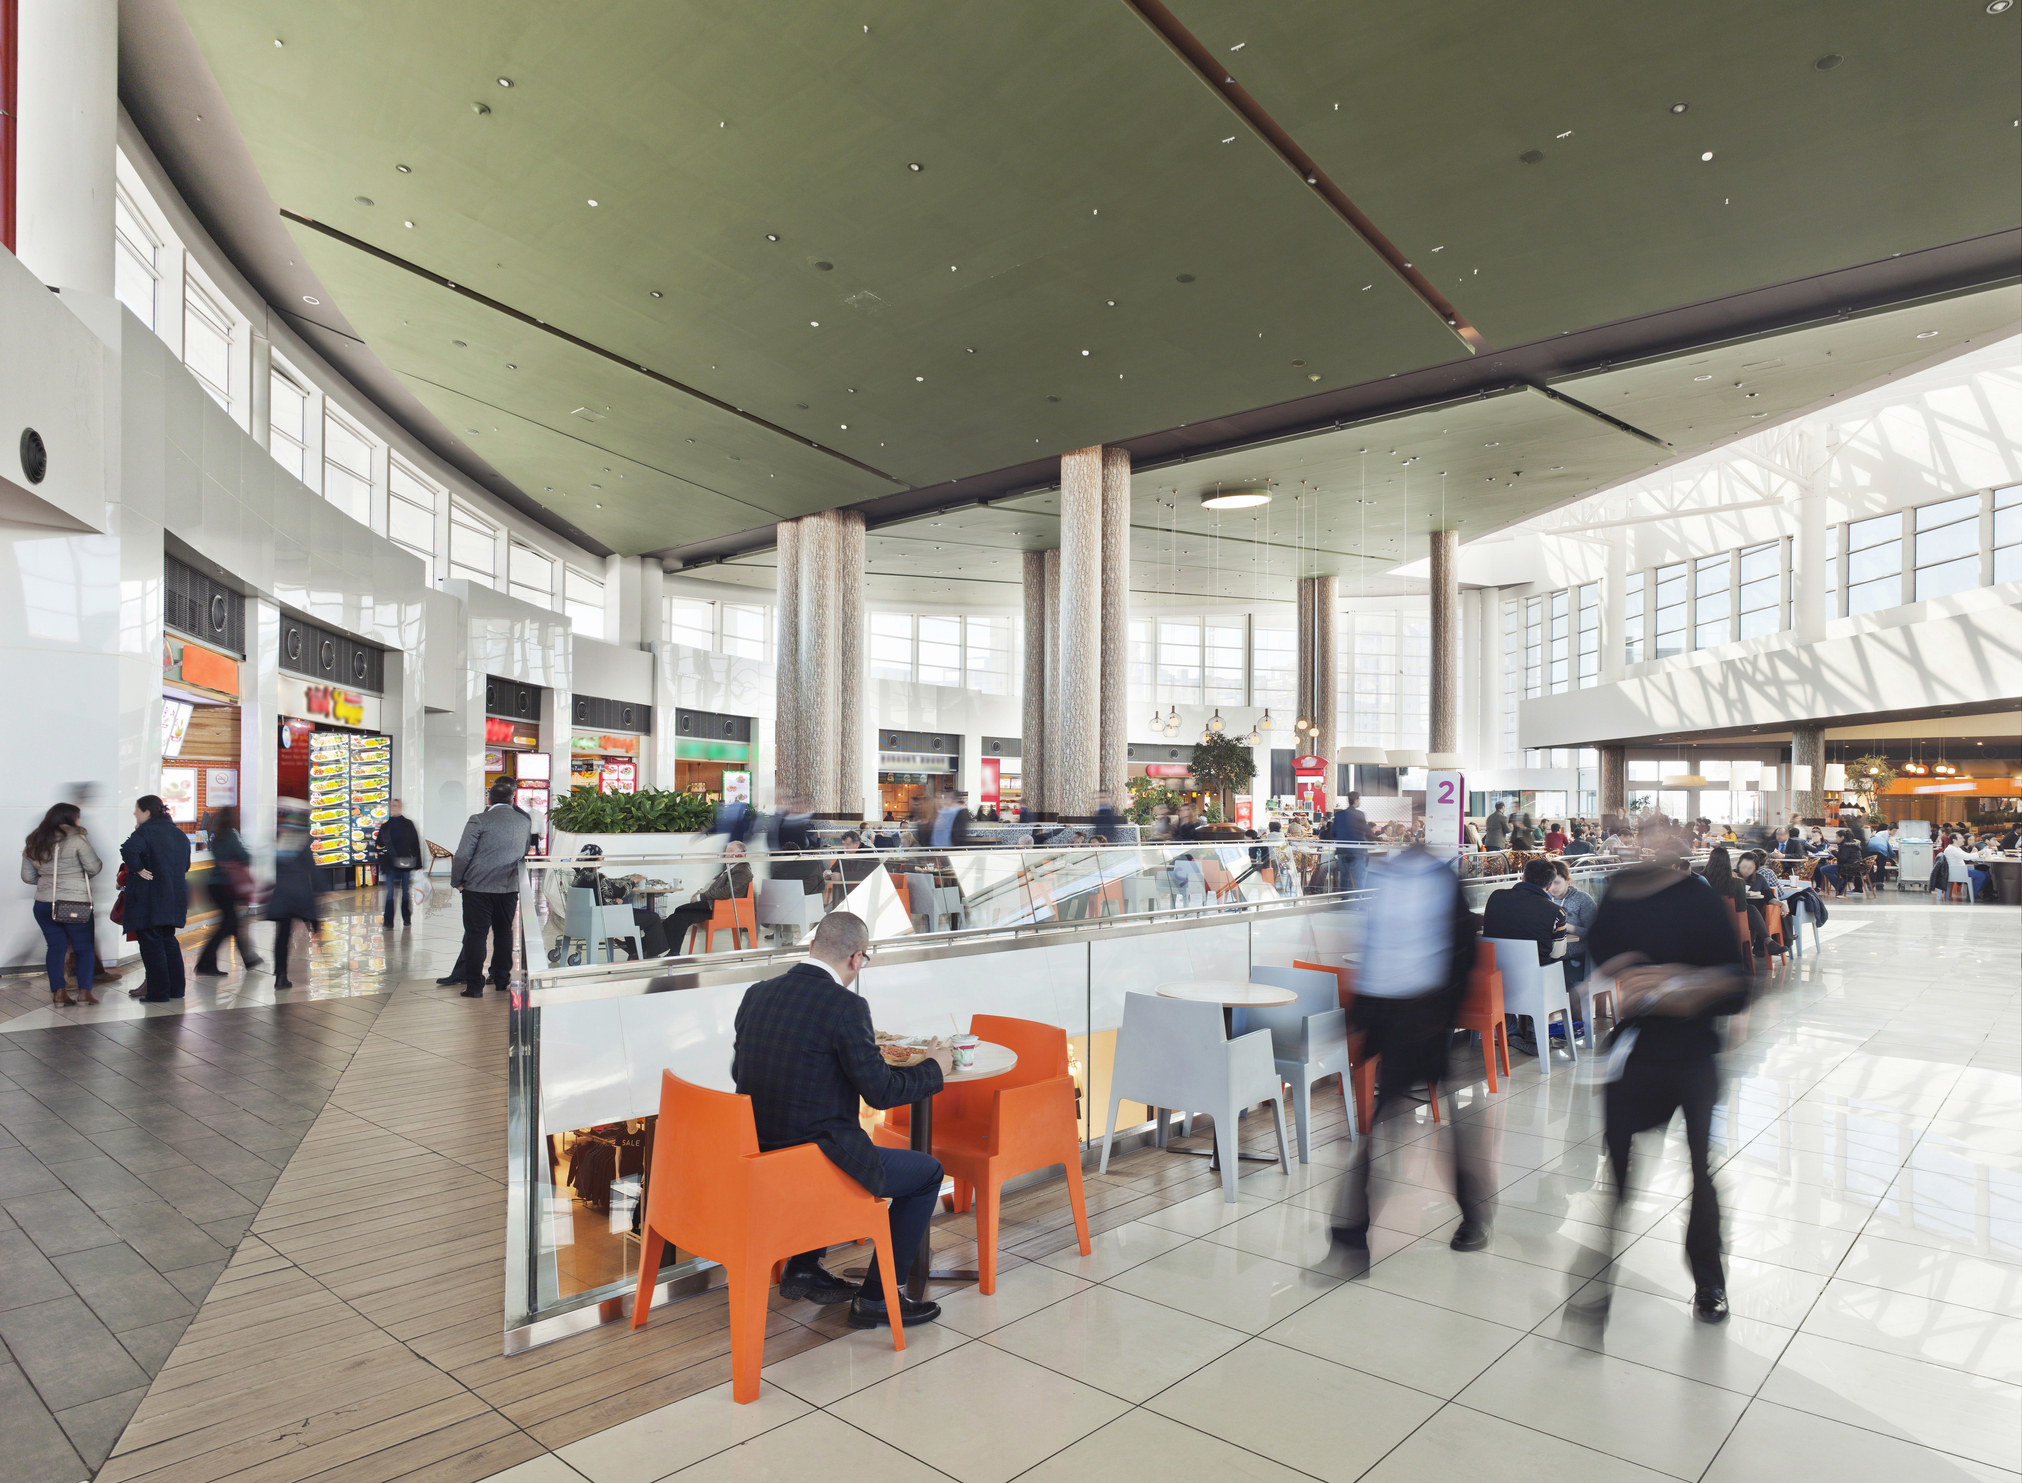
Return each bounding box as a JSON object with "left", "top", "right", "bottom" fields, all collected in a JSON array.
[{"left": 874, "top": 1030, "right": 946, "bottom": 1066}]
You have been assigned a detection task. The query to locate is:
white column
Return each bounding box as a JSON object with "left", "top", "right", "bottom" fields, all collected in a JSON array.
[
  {"left": 15, "top": 0, "right": 118, "bottom": 296},
  {"left": 773, "top": 520, "right": 802, "bottom": 802},
  {"left": 1602, "top": 530, "right": 1628, "bottom": 684},
  {"left": 1098, "top": 446, "right": 1131, "bottom": 801},
  {"left": 1795, "top": 423, "right": 1831, "bottom": 644},
  {"left": 1043, "top": 548, "right": 1062, "bottom": 819},
  {"left": 249, "top": 334, "right": 273, "bottom": 451}
]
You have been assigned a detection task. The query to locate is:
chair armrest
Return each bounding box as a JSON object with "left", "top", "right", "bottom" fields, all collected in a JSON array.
[
  {"left": 1226, "top": 1027, "right": 1281, "bottom": 1100},
  {"left": 746, "top": 1141, "right": 866, "bottom": 1202},
  {"left": 989, "top": 1075, "right": 1077, "bottom": 1153},
  {"left": 1303, "top": 1007, "right": 1349, "bottom": 1062}
]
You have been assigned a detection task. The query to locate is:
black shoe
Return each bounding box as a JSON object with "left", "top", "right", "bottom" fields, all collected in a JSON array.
[
  {"left": 1449, "top": 1220, "right": 1491, "bottom": 1252},
  {"left": 381, "top": 917, "right": 394, "bottom": 929},
  {"left": 1329, "top": 1225, "right": 1369, "bottom": 1251},
  {"left": 1693, "top": 1288, "right": 1729, "bottom": 1323},
  {"left": 460, "top": 986, "right": 484, "bottom": 998},
  {"left": 777, "top": 1262, "right": 859, "bottom": 1306},
  {"left": 846, "top": 1291, "right": 941, "bottom": 1329},
  {"left": 193, "top": 962, "right": 222, "bottom": 977},
  {"left": 244, "top": 956, "right": 265, "bottom": 971},
  {"left": 436, "top": 974, "right": 463, "bottom": 985},
  {"left": 274, "top": 978, "right": 292, "bottom": 989}
]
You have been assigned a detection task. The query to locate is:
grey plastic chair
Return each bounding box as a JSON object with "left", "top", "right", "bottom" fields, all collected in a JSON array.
[
  {"left": 1098, "top": 992, "right": 1291, "bottom": 1202},
  {"left": 756, "top": 879, "right": 820, "bottom": 945},
  {"left": 564, "top": 886, "right": 642, "bottom": 964},
  {"left": 1246, "top": 966, "right": 1355, "bottom": 1162},
  {"left": 1487, "top": 937, "right": 1577, "bottom": 1075}
]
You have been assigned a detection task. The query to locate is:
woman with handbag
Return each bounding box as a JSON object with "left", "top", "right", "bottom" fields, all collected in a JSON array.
[
  {"left": 195, "top": 806, "right": 262, "bottom": 977},
  {"left": 21, "top": 802, "right": 103, "bottom": 1007}
]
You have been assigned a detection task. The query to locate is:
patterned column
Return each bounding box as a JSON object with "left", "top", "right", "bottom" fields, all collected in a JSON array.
[
  {"left": 797, "top": 511, "right": 842, "bottom": 814},
  {"left": 1429, "top": 530, "right": 1460, "bottom": 755},
  {"left": 1043, "top": 548, "right": 1062, "bottom": 820},
  {"left": 1297, "top": 576, "right": 1337, "bottom": 763},
  {"left": 836, "top": 511, "right": 865, "bottom": 818},
  {"left": 1099, "top": 447, "right": 1132, "bottom": 800},
  {"left": 1600, "top": 745, "right": 1626, "bottom": 819},
  {"left": 1056, "top": 447, "right": 1104, "bottom": 820},
  {"left": 773, "top": 519, "right": 803, "bottom": 803},
  {"left": 1791, "top": 723, "right": 1825, "bottom": 823},
  {"left": 1021, "top": 551, "right": 1049, "bottom": 821}
]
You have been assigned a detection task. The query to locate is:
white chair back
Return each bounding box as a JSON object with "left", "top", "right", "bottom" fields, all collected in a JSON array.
[
  {"left": 1487, "top": 937, "right": 1576, "bottom": 1073},
  {"left": 756, "top": 879, "right": 819, "bottom": 928},
  {"left": 564, "top": 886, "right": 599, "bottom": 940},
  {"left": 1109, "top": 993, "right": 1229, "bottom": 1108},
  {"left": 1243, "top": 966, "right": 1341, "bottom": 1060}
]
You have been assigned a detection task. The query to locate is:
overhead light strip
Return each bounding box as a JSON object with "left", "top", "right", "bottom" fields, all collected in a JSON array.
[
  {"left": 278, "top": 208, "right": 911, "bottom": 490},
  {"left": 1120, "top": 0, "right": 1485, "bottom": 353}
]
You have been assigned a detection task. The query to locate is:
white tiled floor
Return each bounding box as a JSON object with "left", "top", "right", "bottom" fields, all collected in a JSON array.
[{"left": 486, "top": 897, "right": 2022, "bottom": 1482}]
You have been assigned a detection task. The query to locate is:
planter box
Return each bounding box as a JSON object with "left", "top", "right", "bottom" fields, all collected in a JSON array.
[{"left": 549, "top": 829, "right": 709, "bottom": 865}]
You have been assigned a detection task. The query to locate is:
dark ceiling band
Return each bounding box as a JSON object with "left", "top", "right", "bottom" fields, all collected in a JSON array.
[
  {"left": 278, "top": 208, "right": 912, "bottom": 491},
  {"left": 1119, "top": 0, "right": 1485, "bottom": 353}
]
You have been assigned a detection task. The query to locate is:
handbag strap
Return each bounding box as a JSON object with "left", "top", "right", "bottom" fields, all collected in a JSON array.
[{"left": 55, "top": 833, "right": 91, "bottom": 908}]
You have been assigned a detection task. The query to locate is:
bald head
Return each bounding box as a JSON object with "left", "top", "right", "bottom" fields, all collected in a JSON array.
[{"left": 808, "top": 911, "right": 871, "bottom": 983}]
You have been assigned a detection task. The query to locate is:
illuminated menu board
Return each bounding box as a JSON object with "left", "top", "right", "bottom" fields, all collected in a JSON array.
[
  {"left": 349, "top": 735, "right": 391, "bottom": 860},
  {"left": 308, "top": 733, "right": 351, "bottom": 866}
]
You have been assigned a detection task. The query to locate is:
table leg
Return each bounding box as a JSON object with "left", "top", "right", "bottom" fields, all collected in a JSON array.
[{"left": 905, "top": 1091, "right": 984, "bottom": 1301}]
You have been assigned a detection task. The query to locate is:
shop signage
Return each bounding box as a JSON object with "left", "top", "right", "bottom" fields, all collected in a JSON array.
[
  {"left": 162, "top": 636, "right": 239, "bottom": 698},
  {"left": 1291, "top": 754, "right": 1329, "bottom": 776},
  {"left": 570, "top": 732, "right": 641, "bottom": 756},
  {"left": 1144, "top": 763, "right": 1192, "bottom": 779},
  {"left": 484, "top": 716, "right": 540, "bottom": 749},
  {"left": 278, "top": 674, "right": 380, "bottom": 731},
  {"left": 674, "top": 738, "right": 751, "bottom": 763},
  {"left": 980, "top": 757, "right": 1001, "bottom": 804},
  {"left": 879, "top": 752, "right": 956, "bottom": 773}
]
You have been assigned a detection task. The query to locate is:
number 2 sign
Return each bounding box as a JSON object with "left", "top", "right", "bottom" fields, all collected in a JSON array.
[{"left": 1426, "top": 770, "right": 1464, "bottom": 862}]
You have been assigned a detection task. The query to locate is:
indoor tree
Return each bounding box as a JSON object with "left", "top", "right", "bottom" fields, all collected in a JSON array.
[
  {"left": 1844, "top": 753, "right": 1898, "bottom": 822},
  {"left": 1189, "top": 734, "right": 1257, "bottom": 822}
]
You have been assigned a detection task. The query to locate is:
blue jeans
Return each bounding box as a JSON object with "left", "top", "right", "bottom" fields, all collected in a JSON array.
[
  {"left": 1970, "top": 868, "right": 1991, "bottom": 900},
  {"left": 33, "top": 901, "right": 94, "bottom": 995},
  {"left": 860, "top": 1145, "right": 944, "bottom": 1293},
  {"left": 381, "top": 868, "right": 413, "bottom": 924}
]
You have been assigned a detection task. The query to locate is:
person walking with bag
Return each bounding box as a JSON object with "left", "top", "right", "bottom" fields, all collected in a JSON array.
[
  {"left": 264, "top": 800, "right": 322, "bottom": 989},
  {"left": 121, "top": 795, "right": 191, "bottom": 1002},
  {"left": 195, "top": 806, "right": 262, "bottom": 977},
  {"left": 21, "top": 802, "right": 103, "bottom": 1007},
  {"left": 373, "top": 799, "right": 423, "bottom": 929}
]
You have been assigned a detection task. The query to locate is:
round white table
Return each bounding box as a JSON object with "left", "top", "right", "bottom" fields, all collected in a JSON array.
[
  {"left": 1153, "top": 981, "right": 1296, "bottom": 1169},
  {"left": 901, "top": 1039, "right": 1016, "bottom": 1301}
]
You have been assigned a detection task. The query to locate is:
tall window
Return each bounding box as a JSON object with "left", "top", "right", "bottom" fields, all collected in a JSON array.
[
  {"left": 1523, "top": 596, "right": 1542, "bottom": 697},
  {"left": 509, "top": 544, "right": 555, "bottom": 608},
  {"left": 965, "top": 616, "right": 1012, "bottom": 695},
  {"left": 869, "top": 612, "right": 912, "bottom": 680},
  {"left": 666, "top": 596, "right": 714, "bottom": 649},
  {"left": 1348, "top": 612, "right": 1399, "bottom": 747},
  {"left": 1156, "top": 620, "right": 1201, "bottom": 703},
  {"left": 1846, "top": 512, "right": 1903, "bottom": 615},
  {"left": 1738, "top": 541, "right": 1781, "bottom": 638},
  {"left": 1653, "top": 562, "right": 1687, "bottom": 658},
  {"left": 1251, "top": 616, "right": 1296, "bottom": 710},
  {"left": 321, "top": 411, "right": 374, "bottom": 524},
  {"left": 1547, "top": 589, "right": 1570, "bottom": 692},
  {"left": 1995, "top": 485, "right": 2022, "bottom": 585},
  {"left": 1825, "top": 523, "right": 1839, "bottom": 610},
  {"left": 1576, "top": 583, "right": 1599, "bottom": 687},
  {"left": 1400, "top": 616, "right": 1429, "bottom": 749},
  {"left": 268, "top": 369, "right": 309, "bottom": 482},
  {"left": 1127, "top": 619, "right": 1154, "bottom": 702},
  {"left": 1501, "top": 600, "right": 1520, "bottom": 767},
  {"left": 721, "top": 603, "right": 768, "bottom": 661},
  {"left": 1623, "top": 571, "right": 1645, "bottom": 665},
  {"left": 182, "top": 272, "right": 234, "bottom": 411},
  {"left": 387, "top": 459, "right": 438, "bottom": 582},
  {"left": 1913, "top": 495, "right": 1981, "bottom": 602},
  {"left": 916, "top": 615, "right": 962, "bottom": 686},
  {"left": 1204, "top": 619, "right": 1245, "bottom": 704},
  {"left": 1693, "top": 553, "right": 1731, "bottom": 649},
  {"left": 564, "top": 568, "right": 605, "bottom": 638},
  {"left": 449, "top": 504, "right": 497, "bottom": 588},
  {"left": 113, "top": 189, "right": 160, "bottom": 331}
]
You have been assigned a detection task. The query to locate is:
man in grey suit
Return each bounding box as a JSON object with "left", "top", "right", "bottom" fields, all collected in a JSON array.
[{"left": 452, "top": 778, "right": 533, "bottom": 998}]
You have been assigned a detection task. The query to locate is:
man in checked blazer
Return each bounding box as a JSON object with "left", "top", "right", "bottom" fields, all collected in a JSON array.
[{"left": 731, "top": 911, "right": 951, "bottom": 1329}]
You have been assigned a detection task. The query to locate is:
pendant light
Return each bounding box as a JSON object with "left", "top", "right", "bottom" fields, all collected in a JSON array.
[
  {"left": 1258, "top": 708, "right": 1273, "bottom": 732},
  {"left": 1209, "top": 709, "right": 1225, "bottom": 733}
]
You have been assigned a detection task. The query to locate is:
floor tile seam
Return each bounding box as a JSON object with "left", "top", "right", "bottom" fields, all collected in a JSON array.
[
  {"left": 1773, "top": 1295, "right": 2022, "bottom": 1391},
  {"left": 786, "top": 1403, "right": 967, "bottom": 1483},
  {"left": 1715, "top": 1391, "right": 2022, "bottom": 1477},
  {"left": 1439, "top": 1397, "right": 1711, "bottom": 1483}
]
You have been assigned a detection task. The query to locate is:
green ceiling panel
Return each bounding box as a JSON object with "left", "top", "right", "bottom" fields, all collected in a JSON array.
[
  {"left": 1554, "top": 286, "right": 2022, "bottom": 456},
  {"left": 289, "top": 229, "right": 896, "bottom": 549},
  {"left": 1165, "top": 0, "right": 2022, "bottom": 348},
  {"left": 184, "top": 0, "right": 1462, "bottom": 524}
]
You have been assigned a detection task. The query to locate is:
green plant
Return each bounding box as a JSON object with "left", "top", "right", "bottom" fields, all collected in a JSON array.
[
  {"left": 1844, "top": 754, "right": 1898, "bottom": 816},
  {"left": 549, "top": 787, "right": 716, "bottom": 834},
  {"left": 1189, "top": 734, "right": 1256, "bottom": 817},
  {"left": 1125, "top": 775, "right": 1180, "bottom": 824}
]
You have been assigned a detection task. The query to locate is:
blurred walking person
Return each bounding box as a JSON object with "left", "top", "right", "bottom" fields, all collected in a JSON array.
[
  {"left": 195, "top": 806, "right": 262, "bottom": 977},
  {"left": 264, "top": 800, "right": 323, "bottom": 989},
  {"left": 1575, "top": 831, "right": 1751, "bottom": 1325},
  {"left": 374, "top": 799, "right": 423, "bottom": 929},
  {"left": 21, "top": 802, "right": 103, "bottom": 1007},
  {"left": 121, "top": 795, "right": 191, "bottom": 1002},
  {"left": 1331, "top": 843, "right": 1491, "bottom": 1264}
]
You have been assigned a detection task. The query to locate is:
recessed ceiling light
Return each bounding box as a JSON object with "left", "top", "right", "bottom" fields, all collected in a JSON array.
[
  {"left": 915, "top": 375, "right": 924, "bottom": 382},
  {"left": 1700, "top": 151, "right": 1714, "bottom": 162},
  {"left": 1916, "top": 329, "right": 1940, "bottom": 338},
  {"left": 1080, "top": 349, "right": 1090, "bottom": 356},
  {"left": 505, "top": 363, "right": 516, "bottom": 370},
  {"left": 395, "top": 163, "right": 412, "bottom": 173},
  {"left": 810, "top": 320, "right": 820, "bottom": 327},
  {"left": 273, "top": 38, "right": 283, "bottom": 47},
  {"left": 1991, "top": 1, "right": 2014, "bottom": 13},
  {"left": 497, "top": 76, "right": 513, "bottom": 87},
  {"left": 766, "top": 233, "right": 778, "bottom": 242},
  {"left": 907, "top": 162, "right": 923, "bottom": 171},
  {"left": 452, "top": 339, "right": 466, "bottom": 348},
  {"left": 840, "top": 424, "right": 848, "bottom": 430},
  {"left": 354, "top": 195, "right": 373, "bottom": 206},
  {"left": 1176, "top": 273, "right": 1195, "bottom": 283},
  {"left": 650, "top": 291, "right": 662, "bottom": 298},
  {"left": 1693, "top": 373, "right": 1713, "bottom": 381},
  {"left": 1814, "top": 53, "right": 1844, "bottom": 70},
  {"left": 403, "top": 220, "right": 414, "bottom": 228},
  {"left": 587, "top": 199, "right": 599, "bottom": 206},
  {"left": 1670, "top": 102, "right": 1688, "bottom": 113},
  {"left": 301, "top": 294, "right": 319, "bottom": 305}
]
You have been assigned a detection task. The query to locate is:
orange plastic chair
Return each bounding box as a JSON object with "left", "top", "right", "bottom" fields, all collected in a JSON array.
[
  {"left": 1294, "top": 957, "right": 1440, "bottom": 1129},
  {"left": 685, "top": 887, "right": 757, "bottom": 953},
  {"left": 873, "top": 1015, "right": 1089, "bottom": 1294},
  {"left": 1455, "top": 943, "right": 1511, "bottom": 1093},
  {"left": 633, "top": 1071, "right": 905, "bottom": 1403}
]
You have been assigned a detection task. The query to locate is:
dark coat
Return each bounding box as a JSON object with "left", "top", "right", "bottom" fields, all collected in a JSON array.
[
  {"left": 1482, "top": 881, "right": 1566, "bottom": 965},
  {"left": 119, "top": 816, "right": 191, "bottom": 931},
  {"left": 374, "top": 814, "right": 423, "bottom": 868},
  {"left": 731, "top": 961, "right": 943, "bottom": 1196},
  {"left": 265, "top": 845, "right": 322, "bottom": 922}
]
